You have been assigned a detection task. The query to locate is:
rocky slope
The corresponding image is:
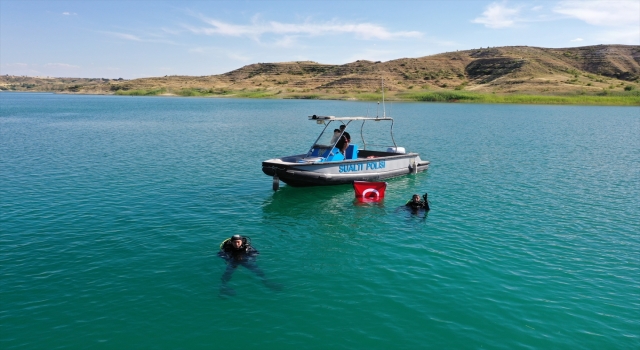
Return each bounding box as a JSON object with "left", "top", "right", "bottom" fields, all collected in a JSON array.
[{"left": 2, "top": 45, "right": 638, "bottom": 97}]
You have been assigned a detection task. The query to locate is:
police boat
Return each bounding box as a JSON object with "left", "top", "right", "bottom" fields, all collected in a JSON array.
[{"left": 262, "top": 114, "right": 430, "bottom": 189}]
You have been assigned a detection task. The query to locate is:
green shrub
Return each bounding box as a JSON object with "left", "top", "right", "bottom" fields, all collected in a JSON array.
[
  {"left": 235, "top": 90, "right": 276, "bottom": 98},
  {"left": 288, "top": 94, "right": 320, "bottom": 100},
  {"left": 402, "top": 91, "right": 481, "bottom": 102},
  {"left": 567, "top": 68, "right": 579, "bottom": 77},
  {"left": 355, "top": 93, "right": 382, "bottom": 101},
  {"left": 454, "top": 81, "right": 468, "bottom": 90},
  {"left": 399, "top": 90, "right": 640, "bottom": 105},
  {"left": 115, "top": 88, "right": 166, "bottom": 96},
  {"left": 178, "top": 88, "right": 207, "bottom": 96}
]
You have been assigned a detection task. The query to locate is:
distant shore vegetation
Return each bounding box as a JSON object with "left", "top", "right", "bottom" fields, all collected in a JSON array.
[
  {"left": 398, "top": 90, "right": 640, "bottom": 106},
  {"left": 107, "top": 87, "right": 640, "bottom": 106},
  {"left": 114, "top": 88, "right": 166, "bottom": 96}
]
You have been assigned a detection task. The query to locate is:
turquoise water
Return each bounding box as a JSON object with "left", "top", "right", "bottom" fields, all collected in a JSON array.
[{"left": 1, "top": 92, "right": 639, "bottom": 349}]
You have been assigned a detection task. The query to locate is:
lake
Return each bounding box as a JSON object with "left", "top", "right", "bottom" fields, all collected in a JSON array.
[{"left": 1, "top": 92, "right": 639, "bottom": 349}]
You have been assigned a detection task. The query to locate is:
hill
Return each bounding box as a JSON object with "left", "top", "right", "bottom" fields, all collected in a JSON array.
[{"left": 2, "top": 45, "right": 639, "bottom": 104}]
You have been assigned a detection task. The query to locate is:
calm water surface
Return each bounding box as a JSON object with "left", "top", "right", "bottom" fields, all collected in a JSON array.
[{"left": 1, "top": 93, "right": 639, "bottom": 349}]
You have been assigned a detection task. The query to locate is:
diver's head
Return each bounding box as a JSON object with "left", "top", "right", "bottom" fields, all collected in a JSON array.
[
  {"left": 412, "top": 194, "right": 420, "bottom": 201},
  {"left": 231, "top": 235, "right": 243, "bottom": 249},
  {"left": 340, "top": 125, "right": 346, "bottom": 130}
]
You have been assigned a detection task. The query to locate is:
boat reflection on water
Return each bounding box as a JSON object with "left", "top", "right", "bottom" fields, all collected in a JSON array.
[
  {"left": 261, "top": 185, "right": 356, "bottom": 220},
  {"left": 261, "top": 185, "right": 389, "bottom": 238}
]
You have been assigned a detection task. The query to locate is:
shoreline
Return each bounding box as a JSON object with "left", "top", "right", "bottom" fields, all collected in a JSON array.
[{"left": 2, "top": 90, "right": 639, "bottom": 106}]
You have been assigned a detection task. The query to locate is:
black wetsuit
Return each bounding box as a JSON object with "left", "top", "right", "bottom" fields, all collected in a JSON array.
[
  {"left": 336, "top": 131, "right": 351, "bottom": 154},
  {"left": 218, "top": 241, "right": 259, "bottom": 261},
  {"left": 406, "top": 199, "right": 430, "bottom": 211},
  {"left": 218, "top": 240, "right": 263, "bottom": 285},
  {"left": 336, "top": 134, "right": 347, "bottom": 152}
]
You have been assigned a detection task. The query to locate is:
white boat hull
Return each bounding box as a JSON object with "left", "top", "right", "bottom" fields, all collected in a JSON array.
[{"left": 262, "top": 150, "right": 429, "bottom": 187}]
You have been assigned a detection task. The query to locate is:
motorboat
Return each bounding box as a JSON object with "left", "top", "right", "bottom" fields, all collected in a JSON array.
[{"left": 262, "top": 114, "right": 429, "bottom": 189}]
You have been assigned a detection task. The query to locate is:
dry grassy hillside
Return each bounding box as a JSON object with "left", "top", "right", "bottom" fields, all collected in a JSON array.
[{"left": 2, "top": 45, "right": 639, "bottom": 101}]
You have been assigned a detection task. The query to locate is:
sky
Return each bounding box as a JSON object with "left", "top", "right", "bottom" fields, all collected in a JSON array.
[{"left": 1, "top": 0, "right": 639, "bottom": 79}]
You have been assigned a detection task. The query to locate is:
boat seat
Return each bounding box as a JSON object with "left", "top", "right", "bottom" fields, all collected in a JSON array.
[
  {"left": 345, "top": 144, "right": 358, "bottom": 160},
  {"left": 323, "top": 147, "right": 344, "bottom": 161}
]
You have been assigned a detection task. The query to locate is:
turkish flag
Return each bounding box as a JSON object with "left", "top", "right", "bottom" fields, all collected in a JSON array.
[{"left": 353, "top": 181, "right": 387, "bottom": 201}]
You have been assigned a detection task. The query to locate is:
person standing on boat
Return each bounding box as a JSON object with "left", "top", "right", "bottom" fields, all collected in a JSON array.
[
  {"left": 217, "top": 235, "right": 280, "bottom": 296},
  {"left": 338, "top": 124, "right": 351, "bottom": 155},
  {"left": 330, "top": 129, "right": 341, "bottom": 144}
]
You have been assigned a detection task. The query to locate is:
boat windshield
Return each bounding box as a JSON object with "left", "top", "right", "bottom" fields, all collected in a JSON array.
[{"left": 313, "top": 123, "right": 343, "bottom": 148}]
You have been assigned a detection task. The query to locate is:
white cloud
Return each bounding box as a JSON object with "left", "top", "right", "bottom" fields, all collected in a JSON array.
[
  {"left": 595, "top": 28, "right": 640, "bottom": 44},
  {"left": 186, "top": 15, "right": 422, "bottom": 41},
  {"left": 104, "top": 31, "right": 143, "bottom": 42},
  {"left": 161, "top": 27, "right": 182, "bottom": 35},
  {"left": 554, "top": 1, "right": 640, "bottom": 44},
  {"left": 554, "top": 0, "right": 640, "bottom": 27},
  {"left": 570, "top": 38, "right": 583, "bottom": 42},
  {"left": 102, "top": 31, "right": 177, "bottom": 45},
  {"left": 226, "top": 52, "right": 251, "bottom": 62},
  {"left": 472, "top": 2, "right": 521, "bottom": 28},
  {"left": 344, "top": 49, "right": 396, "bottom": 63},
  {"left": 44, "top": 63, "right": 80, "bottom": 69},
  {"left": 187, "top": 46, "right": 251, "bottom": 62},
  {"left": 0, "top": 65, "right": 41, "bottom": 76},
  {"left": 273, "top": 36, "right": 298, "bottom": 48},
  {"left": 3, "top": 62, "right": 29, "bottom": 68},
  {"left": 1, "top": 63, "right": 80, "bottom": 76},
  {"left": 62, "top": 12, "right": 77, "bottom": 16}
]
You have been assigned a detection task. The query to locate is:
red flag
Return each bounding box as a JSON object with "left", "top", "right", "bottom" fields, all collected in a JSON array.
[{"left": 353, "top": 181, "right": 387, "bottom": 201}]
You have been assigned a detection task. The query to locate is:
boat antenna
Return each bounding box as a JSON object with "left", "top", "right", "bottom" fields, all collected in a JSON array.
[{"left": 381, "top": 77, "right": 386, "bottom": 118}]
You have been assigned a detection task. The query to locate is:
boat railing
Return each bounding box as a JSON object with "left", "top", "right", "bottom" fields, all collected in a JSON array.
[
  {"left": 304, "top": 116, "right": 401, "bottom": 161},
  {"left": 361, "top": 142, "right": 403, "bottom": 150},
  {"left": 360, "top": 118, "right": 397, "bottom": 151}
]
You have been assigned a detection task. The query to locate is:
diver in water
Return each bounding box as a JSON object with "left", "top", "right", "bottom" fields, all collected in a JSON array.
[
  {"left": 406, "top": 193, "right": 430, "bottom": 211},
  {"left": 219, "top": 234, "right": 259, "bottom": 259},
  {"left": 218, "top": 235, "right": 280, "bottom": 296}
]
